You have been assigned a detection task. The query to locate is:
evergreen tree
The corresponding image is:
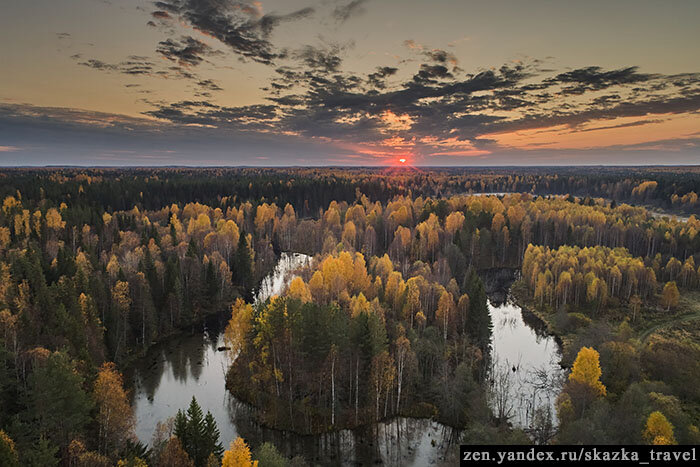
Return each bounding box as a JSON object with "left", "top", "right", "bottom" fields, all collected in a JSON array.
[
  {"left": 174, "top": 397, "right": 222, "bottom": 467},
  {"left": 463, "top": 268, "right": 492, "bottom": 349},
  {"left": 27, "top": 351, "right": 93, "bottom": 448},
  {"left": 203, "top": 412, "right": 224, "bottom": 461},
  {"left": 234, "top": 232, "right": 254, "bottom": 301}
]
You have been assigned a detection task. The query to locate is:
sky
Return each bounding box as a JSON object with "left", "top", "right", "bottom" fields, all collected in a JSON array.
[{"left": 1, "top": 0, "right": 699, "bottom": 166}]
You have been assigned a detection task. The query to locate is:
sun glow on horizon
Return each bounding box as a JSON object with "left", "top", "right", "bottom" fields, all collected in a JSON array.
[{"left": 399, "top": 158, "right": 406, "bottom": 163}]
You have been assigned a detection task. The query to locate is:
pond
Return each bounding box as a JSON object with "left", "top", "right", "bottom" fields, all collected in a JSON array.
[{"left": 129, "top": 255, "right": 564, "bottom": 465}]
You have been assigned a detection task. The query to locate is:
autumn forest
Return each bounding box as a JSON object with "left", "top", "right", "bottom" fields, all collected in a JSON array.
[{"left": 1, "top": 166, "right": 699, "bottom": 466}]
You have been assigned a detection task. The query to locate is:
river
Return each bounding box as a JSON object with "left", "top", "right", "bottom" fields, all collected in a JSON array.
[{"left": 129, "top": 254, "right": 564, "bottom": 465}]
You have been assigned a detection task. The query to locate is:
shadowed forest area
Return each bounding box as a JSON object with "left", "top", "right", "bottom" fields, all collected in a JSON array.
[{"left": 0, "top": 166, "right": 699, "bottom": 466}]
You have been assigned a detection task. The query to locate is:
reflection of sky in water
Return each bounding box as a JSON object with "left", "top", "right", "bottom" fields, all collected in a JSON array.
[{"left": 489, "top": 299, "right": 565, "bottom": 428}]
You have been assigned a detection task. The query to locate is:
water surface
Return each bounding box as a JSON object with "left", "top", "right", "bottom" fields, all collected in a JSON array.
[{"left": 488, "top": 298, "right": 564, "bottom": 428}]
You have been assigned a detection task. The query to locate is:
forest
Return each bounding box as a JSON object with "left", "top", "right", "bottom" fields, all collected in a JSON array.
[{"left": 0, "top": 166, "right": 699, "bottom": 466}]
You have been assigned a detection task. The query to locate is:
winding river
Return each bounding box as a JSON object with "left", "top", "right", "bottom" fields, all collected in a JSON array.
[{"left": 129, "top": 254, "right": 564, "bottom": 465}]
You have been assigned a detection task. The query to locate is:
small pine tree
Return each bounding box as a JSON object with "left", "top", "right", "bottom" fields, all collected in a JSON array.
[{"left": 203, "top": 412, "right": 224, "bottom": 461}]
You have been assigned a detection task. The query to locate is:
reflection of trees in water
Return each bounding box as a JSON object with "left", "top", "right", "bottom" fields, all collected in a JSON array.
[
  {"left": 166, "top": 334, "right": 206, "bottom": 383},
  {"left": 226, "top": 396, "right": 458, "bottom": 466},
  {"left": 371, "top": 418, "right": 460, "bottom": 466},
  {"left": 486, "top": 295, "right": 565, "bottom": 440},
  {"left": 488, "top": 357, "right": 516, "bottom": 423},
  {"left": 487, "top": 352, "right": 563, "bottom": 442},
  {"left": 131, "top": 348, "right": 167, "bottom": 401}
]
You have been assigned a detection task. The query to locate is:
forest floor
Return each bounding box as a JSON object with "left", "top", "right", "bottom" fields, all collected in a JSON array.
[{"left": 638, "top": 291, "right": 700, "bottom": 343}]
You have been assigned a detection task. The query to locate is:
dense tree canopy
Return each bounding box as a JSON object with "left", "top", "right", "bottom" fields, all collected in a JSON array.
[{"left": 0, "top": 166, "right": 698, "bottom": 462}]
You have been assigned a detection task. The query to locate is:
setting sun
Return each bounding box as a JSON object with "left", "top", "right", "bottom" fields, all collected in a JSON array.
[{"left": 399, "top": 158, "right": 406, "bottom": 163}]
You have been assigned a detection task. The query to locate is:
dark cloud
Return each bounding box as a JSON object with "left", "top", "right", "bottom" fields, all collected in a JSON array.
[
  {"left": 77, "top": 57, "right": 155, "bottom": 75},
  {"left": 258, "top": 7, "right": 314, "bottom": 37},
  {"left": 151, "top": 10, "right": 171, "bottom": 19},
  {"left": 294, "top": 45, "right": 343, "bottom": 73},
  {"left": 152, "top": 1, "right": 314, "bottom": 65},
  {"left": 573, "top": 119, "right": 665, "bottom": 133},
  {"left": 412, "top": 64, "right": 453, "bottom": 84},
  {"left": 156, "top": 36, "right": 219, "bottom": 67},
  {"left": 549, "top": 66, "right": 656, "bottom": 94},
  {"left": 0, "top": 103, "right": 359, "bottom": 166},
  {"left": 333, "top": 0, "right": 370, "bottom": 23},
  {"left": 61, "top": 5, "right": 700, "bottom": 164},
  {"left": 424, "top": 48, "right": 458, "bottom": 66},
  {"left": 140, "top": 58, "right": 700, "bottom": 157},
  {"left": 367, "top": 66, "right": 398, "bottom": 89}
]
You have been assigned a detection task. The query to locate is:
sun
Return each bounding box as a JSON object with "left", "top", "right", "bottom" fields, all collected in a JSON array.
[{"left": 399, "top": 158, "right": 406, "bottom": 164}]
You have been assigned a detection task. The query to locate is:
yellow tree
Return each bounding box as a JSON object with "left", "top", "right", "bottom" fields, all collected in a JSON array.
[
  {"left": 224, "top": 299, "right": 253, "bottom": 357},
  {"left": 370, "top": 351, "right": 395, "bottom": 420},
  {"left": 661, "top": 281, "right": 680, "bottom": 311},
  {"left": 569, "top": 346, "right": 606, "bottom": 397},
  {"left": 45, "top": 207, "right": 66, "bottom": 231},
  {"left": 444, "top": 211, "right": 465, "bottom": 237},
  {"left": 222, "top": 438, "right": 258, "bottom": 467},
  {"left": 0, "top": 429, "right": 19, "bottom": 467},
  {"left": 643, "top": 411, "right": 676, "bottom": 445},
  {"left": 287, "top": 277, "right": 312, "bottom": 303},
  {"left": 94, "top": 362, "right": 135, "bottom": 455},
  {"left": 342, "top": 221, "right": 357, "bottom": 249},
  {"left": 403, "top": 278, "right": 421, "bottom": 329},
  {"left": 0, "top": 227, "right": 10, "bottom": 251},
  {"left": 436, "top": 290, "right": 455, "bottom": 341}
]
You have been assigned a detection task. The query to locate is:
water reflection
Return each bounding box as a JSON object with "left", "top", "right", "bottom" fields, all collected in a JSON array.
[
  {"left": 230, "top": 404, "right": 460, "bottom": 466},
  {"left": 488, "top": 297, "right": 565, "bottom": 429}
]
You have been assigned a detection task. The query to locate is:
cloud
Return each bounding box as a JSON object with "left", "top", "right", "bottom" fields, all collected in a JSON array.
[
  {"left": 572, "top": 119, "right": 665, "bottom": 133},
  {"left": 150, "top": 53, "right": 700, "bottom": 165},
  {"left": 151, "top": 1, "right": 315, "bottom": 65},
  {"left": 156, "top": 36, "right": 220, "bottom": 66},
  {"left": 0, "top": 102, "right": 360, "bottom": 166},
  {"left": 333, "top": 0, "right": 370, "bottom": 23},
  {"left": 294, "top": 45, "right": 344, "bottom": 73},
  {"left": 151, "top": 10, "right": 171, "bottom": 19},
  {"left": 549, "top": 66, "right": 657, "bottom": 95},
  {"left": 412, "top": 64, "right": 453, "bottom": 84},
  {"left": 424, "top": 49, "right": 458, "bottom": 66},
  {"left": 77, "top": 57, "right": 156, "bottom": 75},
  {"left": 367, "top": 66, "right": 398, "bottom": 89}
]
